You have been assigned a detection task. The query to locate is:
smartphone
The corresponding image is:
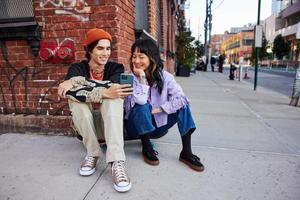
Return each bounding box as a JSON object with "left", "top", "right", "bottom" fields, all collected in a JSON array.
[{"left": 120, "top": 73, "right": 134, "bottom": 87}]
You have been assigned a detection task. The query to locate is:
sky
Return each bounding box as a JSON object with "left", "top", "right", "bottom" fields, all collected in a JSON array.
[{"left": 186, "top": 0, "right": 272, "bottom": 42}]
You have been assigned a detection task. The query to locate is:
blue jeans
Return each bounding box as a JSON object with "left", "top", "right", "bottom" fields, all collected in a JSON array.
[{"left": 125, "top": 103, "right": 196, "bottom": 139}]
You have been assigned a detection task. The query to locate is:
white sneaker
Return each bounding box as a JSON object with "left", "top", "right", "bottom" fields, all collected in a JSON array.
[
  {"left": 79, "top": 156, "right": 98, "bottom": 176},
  {"left": 111, "top": 160, "right": 132, "bottom": 192}
]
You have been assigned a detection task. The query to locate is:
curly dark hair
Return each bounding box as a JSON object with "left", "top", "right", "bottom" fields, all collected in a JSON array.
[{"left": 130, "top": 39, "right": 164, "bottom": 94}]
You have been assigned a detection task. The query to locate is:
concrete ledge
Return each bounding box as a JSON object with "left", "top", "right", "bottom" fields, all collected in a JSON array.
[{"left": 0, "top": 114, "right": 75, "bottom": 136}]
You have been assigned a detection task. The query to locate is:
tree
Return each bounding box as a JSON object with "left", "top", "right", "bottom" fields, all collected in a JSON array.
[
  {"left": 272, "top": 34, "right": 290, "bottom": 60},
  {"left": 194, "top": 40, "right": 204, "bottom": 59},
  {"left": 175, "top": 30, "right": 195, "bottom": 68}
]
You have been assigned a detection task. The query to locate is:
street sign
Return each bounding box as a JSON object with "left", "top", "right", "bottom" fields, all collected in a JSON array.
[{"left": 255, "top": 25, "right": 263, "bottom": 48}]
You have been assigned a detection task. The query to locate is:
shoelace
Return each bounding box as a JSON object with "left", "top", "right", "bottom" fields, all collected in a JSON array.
[
  {"left": 84, "top": 156, "right": 96, "bottom": 166},
  {"left": 192, "top": 154, "right": 200, "bottom": 161},
  {"left": 112, "top": 161, "right": 129, "bottom": 183},
  {"left": 148, "top": 149, "right": 158, "bottom": 158},
  {"left": 143, "top": 148, "right": 159, "bottom": 156}
]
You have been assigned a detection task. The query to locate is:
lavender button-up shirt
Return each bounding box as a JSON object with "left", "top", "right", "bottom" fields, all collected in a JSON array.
[{"left": 124, "top": 70, "right": 189, "bottom": 128}]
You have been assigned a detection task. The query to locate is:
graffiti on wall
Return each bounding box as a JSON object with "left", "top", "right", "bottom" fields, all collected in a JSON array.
[
  {"left": 0, "top": 41, "right": 68, "bottom": 116},
  {"left": 40, "top": 0, "right": 91, "bottom": 22}
]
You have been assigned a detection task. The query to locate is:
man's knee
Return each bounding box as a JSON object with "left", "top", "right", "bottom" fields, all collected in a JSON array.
[
  {"left": 101, "top": 98, "right": 123, "bottom": 117},
  {"left": 102, "top": 98, "right": 123, "bottom": 107},
  {"left": 69, "top": 100, "right": 93, "bottom": 119}
]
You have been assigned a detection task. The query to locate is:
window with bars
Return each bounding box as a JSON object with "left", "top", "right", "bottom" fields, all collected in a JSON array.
[
  {"left": 0, "top": 0, "right": 41, "bottom": 57},
  {"left": 135, "top": 0, "right": 149, "bottom": 32},
  {"left": 0, "top": 0, "right": 35, "bottom": 23},
  {"left": 135, "top": 0, "right": 157, "bottom": 43}
]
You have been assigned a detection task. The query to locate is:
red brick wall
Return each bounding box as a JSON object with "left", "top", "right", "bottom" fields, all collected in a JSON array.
[
  {"left": 165, "top": 0, "right": 176, "bottom": 74},
  {"left": 148, "top": 0, "right": 159, "bottom": 40},
  {"left": 0, "top": 0, "right": 135, "bottom": 133},
  {"left": 147, "top": 0, "right": 176, "bottom": 74}
]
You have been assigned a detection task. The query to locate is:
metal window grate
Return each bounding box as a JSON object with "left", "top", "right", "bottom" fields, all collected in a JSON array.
[
  {"left": 135, "top": 0, "right": 149, "bottom": 31},
  {"left": 0, "top": 0, "right": 34, "bottom": 22}
]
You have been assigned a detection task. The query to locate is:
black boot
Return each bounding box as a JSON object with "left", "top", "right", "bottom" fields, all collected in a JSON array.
[
  {"left": 141, "top": 134, "right": 159, "bottom": 165},
  {"left": 179, "top": 132, "right": 204, "bottom": 172}
]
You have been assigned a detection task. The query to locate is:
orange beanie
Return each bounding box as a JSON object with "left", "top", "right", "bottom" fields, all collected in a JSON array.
[{"left": 84, "top": 28, "right": 112, "bottom": 46}]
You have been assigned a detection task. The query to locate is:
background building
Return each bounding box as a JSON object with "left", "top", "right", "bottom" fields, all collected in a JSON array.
[
  {"left": 0, "top": 0, "right": 179, "bottom": 133},
  {"left": 275, "top": 0, "right": 300, "bottom": 61},
  {"left": 210, "top": 32, "right": 232, "bottom": 56},
  {"left": 221, "top": 31, "right": 254, "bottom": 63},
  {"left": 264, "top": 0, "right": 300, "bottom": 62},
  {"left": 272, "top": 0, "right": 281, "bottom": 14},
  {"left": 230, "top": 23, "right": 256, "bottom": 34}
]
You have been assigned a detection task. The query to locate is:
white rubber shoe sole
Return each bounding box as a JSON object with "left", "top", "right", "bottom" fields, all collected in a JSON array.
[
  {"left": 114, "top": 182, "right": 132, "bottom": 193},
  {"left": 79, "top": 168, "right": 96, "bottom": 176}
]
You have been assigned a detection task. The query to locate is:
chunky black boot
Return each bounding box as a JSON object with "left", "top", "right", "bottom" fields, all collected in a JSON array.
[
  {"left": 141, "top": 134, "right": 159, "bottom": 165},
  {"left": 179, "top": 152, "right": 204, "bottom": 172},
  {"left": 180, "top": 132, "right": 204, "bottom": 172}
]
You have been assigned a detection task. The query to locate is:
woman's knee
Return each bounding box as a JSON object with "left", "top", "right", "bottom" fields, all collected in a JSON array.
[
  {"left": 177, "top": 106, "right": 196, "bottom": 135},
  {"left": 132, "top": 103, "right": 152, "bottom": 114}
]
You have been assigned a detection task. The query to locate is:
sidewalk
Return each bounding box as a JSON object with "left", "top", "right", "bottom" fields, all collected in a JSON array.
[{"left": 1, "top": 72, "right": 300, "bottom": 200}]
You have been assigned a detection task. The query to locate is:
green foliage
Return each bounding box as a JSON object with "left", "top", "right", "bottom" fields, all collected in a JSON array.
[
  {"left": 272, "top": 34, "right": 290, "bottom": 60},
  {"left": 194, "top": 40, "right": 204, "bottom": 59},
  {"left": 175, "top": 29, "right": 195, "bottom": 68}
]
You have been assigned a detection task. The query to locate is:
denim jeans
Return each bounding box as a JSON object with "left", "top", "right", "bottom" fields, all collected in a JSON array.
[{"left": 125, "top": 103, "right": 196, "bottom": 139}]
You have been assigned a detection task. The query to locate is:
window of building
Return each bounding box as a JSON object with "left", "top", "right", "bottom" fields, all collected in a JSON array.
[
  {"left": 0, "top": 0, "right": 34, "bottom": 23},
  {"left": 157, "top": 0, "right": 163, "bottom": 52},
  {"left": 242, "top": 39, "right": 254, "bottom": 46},
  {"left": 135, "top": 0, "right": 149, "bottom": 32},
  {"left": 0, "top": 0, "right": 41, "bottom": 56}
]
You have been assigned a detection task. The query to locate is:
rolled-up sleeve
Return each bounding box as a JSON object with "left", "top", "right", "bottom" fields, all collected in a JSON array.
[
  {"left": 133, "top": 83, "right": 150, "bottom": 105},
  {"left": 160, "top": 75, "right": 188, "bottom": 114}
]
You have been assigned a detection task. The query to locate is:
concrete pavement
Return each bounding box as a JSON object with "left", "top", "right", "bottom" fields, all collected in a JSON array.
[{"left": 1, "top": 71, "right": 300, "bottom": 200}]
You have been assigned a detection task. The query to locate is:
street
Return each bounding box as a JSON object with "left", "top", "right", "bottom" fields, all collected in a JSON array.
[{"left": 222, "top": 66, "right": 296, "bottom": 97}]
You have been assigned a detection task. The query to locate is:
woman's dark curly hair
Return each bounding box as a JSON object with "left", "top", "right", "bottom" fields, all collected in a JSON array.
[{"left": 130, "top": 39, "right": 164, "bottom": 94}]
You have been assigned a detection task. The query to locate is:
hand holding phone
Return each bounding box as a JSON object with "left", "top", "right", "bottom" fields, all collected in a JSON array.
[{"left": 120, "top": 73, "right": 134, "bottom": 87}]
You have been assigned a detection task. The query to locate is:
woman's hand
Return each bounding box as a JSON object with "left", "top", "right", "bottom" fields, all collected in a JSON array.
[
  {"left": 133, "top": 66, "right": 146, "bottom": 77},
  {"left": 102, "top": 84, "right": 133, "bottom": 99},
  {"left": 151, "top": 107, "right": 163, "bottom": 114},
  {"left": 133, "top": 66, "right": 147, "bottom": 84},
  {"left": 58, "top": 80, "right": 73, "bottom": 98}
]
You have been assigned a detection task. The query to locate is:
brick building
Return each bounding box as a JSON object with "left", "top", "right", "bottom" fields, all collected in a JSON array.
[
  {"left": 0, "top": 0, "right": 179, "bottom": 134},
  {"left": 221, "top": 31, "right": 254, "bottom": 63},
  {"left": 210, "top": 32, "right": 233, "bottom": 56}
]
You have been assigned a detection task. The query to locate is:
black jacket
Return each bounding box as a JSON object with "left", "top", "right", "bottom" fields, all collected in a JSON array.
[{"left": 65, "top": 60, "right": 124, "bottom": 83}]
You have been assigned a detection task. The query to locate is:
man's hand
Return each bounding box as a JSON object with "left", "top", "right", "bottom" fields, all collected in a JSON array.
[
  {"left": 102, "top": 84, "right": 133, "bottom": 99},
  {"left": 58, "top": 80, "right": 73, "bottom": 98}
]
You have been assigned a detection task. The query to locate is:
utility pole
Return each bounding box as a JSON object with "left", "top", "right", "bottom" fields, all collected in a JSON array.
[
  {"left": 204, "top": 0, "right": 213, "bottom": 71},
  {"left": 254, "top": 0, "right": 261, "bottom": 90},
  {"left": 207, "top": 0, "right": 213, "bottom": 70},
  {"left": 204, "top": 0, "right": 208, "bottom": 71}
]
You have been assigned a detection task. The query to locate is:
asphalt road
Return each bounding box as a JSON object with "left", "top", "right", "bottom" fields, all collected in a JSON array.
[{"left": 222, "top": 67, "right": 296, "bottom": 97}]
